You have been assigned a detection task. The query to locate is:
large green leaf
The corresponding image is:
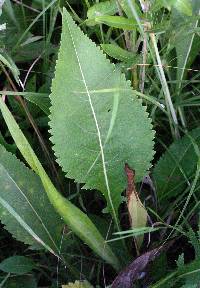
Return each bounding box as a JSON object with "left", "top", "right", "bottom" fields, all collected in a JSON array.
[
  {"left": 95, "top": 15, "right": 137, "bottom": 30},
  {"left": 101, "top": 43, "right": 138, "bottom": 63},
  {"left": 0, "top": 144, "right": 63, "bottom": 255},
  {"left": 49, "top": 9, "right": 154, "bottom": 220},
  {"left": 152, "top": 127, "right": 200, "bottom": 202},
  {"left": 0, "top": 256, "right": 35, "bottom": 275}
]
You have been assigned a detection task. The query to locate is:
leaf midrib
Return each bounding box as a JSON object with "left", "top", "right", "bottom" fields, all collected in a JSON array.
[{"left": 65, "top": 14, "right": 118, "bottom": 225}]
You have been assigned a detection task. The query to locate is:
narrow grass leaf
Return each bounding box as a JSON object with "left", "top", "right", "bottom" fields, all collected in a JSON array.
[
  {"left": 95, "top": 15, "right": 137, "bottom": 30},
  {"left": 101, "top": 44, "right": 137, "bottom": 62}
]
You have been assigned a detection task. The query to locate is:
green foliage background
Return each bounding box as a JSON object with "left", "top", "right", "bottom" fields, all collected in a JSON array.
[{"left": 0, "top": 0, "right": 200, "bottom": 287}]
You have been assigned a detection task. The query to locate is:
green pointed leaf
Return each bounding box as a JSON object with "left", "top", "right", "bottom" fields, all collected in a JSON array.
[
  {"left": 95, "top": 15, "right": 137, "bottom": 30},
  {"left": 0, "top": 144, "right": 63, "bottom": 255},
  {"left": 101, "top": 43, "right": 138, "bottom": 63},
  {"left": 0, "top": 256, "right": 35, "bottom": 275},
  {"left": 87, "top": 0, "right": 118, "bottom": 26},
  {"left": 152, "top": 127, "right": 200, "bottom": 202},
  {"left": 50, "top": 9, "right": 154, "bottom": 220}
]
